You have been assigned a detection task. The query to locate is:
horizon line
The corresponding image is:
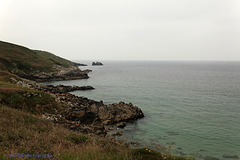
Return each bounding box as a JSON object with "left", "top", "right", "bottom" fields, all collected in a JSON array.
[{"left": 71, "top": 59, "right": 240, "bottom": 62}]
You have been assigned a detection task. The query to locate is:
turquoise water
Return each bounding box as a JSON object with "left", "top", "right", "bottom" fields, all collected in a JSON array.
[{"left": 46, "top": 61, "right": 240, "bottom": 159}]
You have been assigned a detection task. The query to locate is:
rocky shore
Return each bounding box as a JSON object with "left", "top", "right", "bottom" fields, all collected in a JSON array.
[
  {"left": 39, "top": 84, "right": 94, "bottom": 93},
  {"left": 13, "top": 78, "right": 144, "bottom": 136},
  {"left": 21, "top": 65, "right": 91, "bottom": 82}
]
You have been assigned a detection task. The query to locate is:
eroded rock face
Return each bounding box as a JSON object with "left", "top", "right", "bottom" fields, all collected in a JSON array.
[
  {"left": 55, "top": 93, "right": 144, "bottom": 123},
  {"left": 24, "top": 65, "right": 91, "bottom": 81},
  {"left": 89, "top": 102, "right": 144, "bottom": 125},
  {"left": 48, "top": 93, "right": 144, "bottom": 136}
]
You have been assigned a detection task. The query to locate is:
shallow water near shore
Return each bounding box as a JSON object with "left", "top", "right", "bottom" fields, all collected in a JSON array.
[{"left": 46, "top": 61, "right": 240, "bottom": 160}]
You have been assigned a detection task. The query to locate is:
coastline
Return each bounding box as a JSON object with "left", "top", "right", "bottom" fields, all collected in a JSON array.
[
  {"left": 0, "top": 41, "right": 197, "bottom": 159},
  {"left": 0, "top": 40, "right": 144, "bottom": 140},
  {"left": 11, "top": 76, "right": 144, "bottom": 137}
]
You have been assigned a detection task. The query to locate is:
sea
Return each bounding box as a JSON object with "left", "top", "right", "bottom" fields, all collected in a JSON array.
[{"left": 45, "top": 61, "right": 240, "bottom": 160}]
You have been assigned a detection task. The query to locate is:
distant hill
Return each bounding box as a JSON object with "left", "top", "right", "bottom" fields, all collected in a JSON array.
[{"left": 0, "top": 40, "right": 88, "bottom": 81}]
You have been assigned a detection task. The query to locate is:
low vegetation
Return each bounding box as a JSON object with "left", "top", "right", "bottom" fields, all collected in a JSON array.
[
  {"left": 33, "top": 50, "right": 73, "bottom": 68},
  {"left": 0, "top": 105, "right": 127, "bottom": 160},
  {"left": 0, "top": 41, "right": 79, "bottom": 76},
  {"left": 0, "top": 71, "right": 63, "bottom": 114},
  {"left": 0, "top": 105, "right": 194, "bottom": 160}
]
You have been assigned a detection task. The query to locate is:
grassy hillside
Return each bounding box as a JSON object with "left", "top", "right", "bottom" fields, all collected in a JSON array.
[
  {"left": 0, "top": 104, "right": 130, "bottom": 160},
  {"left": 0, "top": 41, "right": 80, "bottom": 76},
  {"left": 0, "top": 104, "right": 194, "bottom": 160},
  {"left": 33, "top": 50, "right": 74, "bottom": 68}
]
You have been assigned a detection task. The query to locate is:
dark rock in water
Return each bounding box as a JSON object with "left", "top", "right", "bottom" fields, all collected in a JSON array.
[
  {"left": 223, "top": 155, "right": 239, "bottom": 159},
  {"left": 116, "top": 122, "right": 126, "bottom": 128},
  {"left": 204, "top": 156, "right": 220, "bottom": 160},
  {"left": 177, "top": 147, "right": 183, "bottom": 150},
  {"left": 92, "top": 61, "right": 103, "bottom": 66},
  {"left": 200, "top": 149, "right": 207, "bottom": 152}
]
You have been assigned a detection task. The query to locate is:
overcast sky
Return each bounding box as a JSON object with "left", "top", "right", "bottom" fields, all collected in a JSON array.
[{"left": 0, "top": 0, "right": 240, "bottom": 61}]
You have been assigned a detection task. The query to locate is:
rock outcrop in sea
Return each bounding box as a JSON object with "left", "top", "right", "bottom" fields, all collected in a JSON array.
[{"left": 92, "top": 61, "right": 103, "bottom": 66}]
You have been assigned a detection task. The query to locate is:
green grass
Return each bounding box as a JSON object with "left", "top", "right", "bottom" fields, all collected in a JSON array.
[
  {"left": 0, "top": 71, "right": 64, "bottom": 114},
  {"left": 0, "top": 105, "right": 131, "bottom": 160},
  {"left": 65, "top": 133, "right": 88, "bottom": 144},
  {"left": 131, "top": 148, "right": 194, "bottom": 160},
  {"left": 0, "top": 41, "right": 53, "bottom": 74},
  {"left": 3, "top": 90, "right": 60, "bottom": 114},
  {"left": 0, "top": 104, "right": 194, "bottom": 160},
  {"left": 0, "top": 40, "right": 78, "bottom": 76},
  {"left": 33, "top": 50, "right": 73, "bottom": 68}
]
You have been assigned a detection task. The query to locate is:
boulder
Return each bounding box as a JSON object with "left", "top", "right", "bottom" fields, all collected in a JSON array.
[
  {"left": 222, "top": 155, "right": 239, "bottom": 159},
  {"left": 116, "top": 122, "right": 126, "bottom": 128}
]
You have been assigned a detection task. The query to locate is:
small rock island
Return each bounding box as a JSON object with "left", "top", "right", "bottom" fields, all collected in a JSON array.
[{"left": 92, "top": 61, "right": 103, "bottom": 66}]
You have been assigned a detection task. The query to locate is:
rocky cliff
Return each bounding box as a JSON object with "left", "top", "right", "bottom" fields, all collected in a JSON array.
[
  {"left": 10, "top": 77, "right": 144, "bottom": 136},
  {"left": 24, "top": 65, "right": 90, "bottom": 81}
]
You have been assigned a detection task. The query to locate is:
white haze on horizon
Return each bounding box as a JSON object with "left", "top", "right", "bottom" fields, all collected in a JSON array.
[{"left": 0, "top": 0, "right": 240, "bottom": 61}]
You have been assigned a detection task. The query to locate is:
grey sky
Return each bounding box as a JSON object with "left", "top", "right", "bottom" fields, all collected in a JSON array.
[{"left": 1, "top": 0, "right": 240, "bottom": 61}]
